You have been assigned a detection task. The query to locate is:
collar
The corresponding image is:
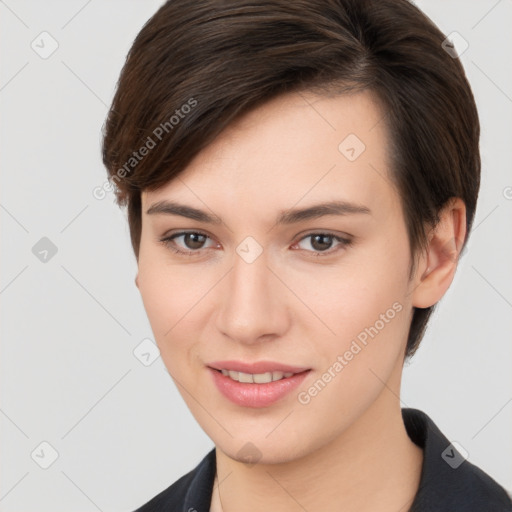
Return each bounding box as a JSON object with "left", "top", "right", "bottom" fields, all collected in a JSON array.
[
  {"left": 178, "top": 408, "right": 511, "bottom": 511},
  {"left": 403, "top": 408, "right": 511, "bottom": 510}
]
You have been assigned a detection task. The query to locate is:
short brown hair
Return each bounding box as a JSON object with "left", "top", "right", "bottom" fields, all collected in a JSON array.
[{"left": 101, "top": 0, "right": 480, "bottom": 358}]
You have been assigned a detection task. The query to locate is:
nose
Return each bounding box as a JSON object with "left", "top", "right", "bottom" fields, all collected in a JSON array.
[{"left": 215, "top": 248, "right": 290, "bottom": 345}]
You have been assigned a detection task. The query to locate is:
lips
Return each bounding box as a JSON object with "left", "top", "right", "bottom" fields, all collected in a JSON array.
[
  {"left": 208, "top": 360, "right": 310, "bottom": 374},
  {"left": 208, "top": 366, "right": 311, "bottom": 407}
]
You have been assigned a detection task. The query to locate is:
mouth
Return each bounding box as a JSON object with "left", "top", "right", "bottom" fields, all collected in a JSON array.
[
  {"left": 207, "top": 361, "right": 312, "bottom": 408},
  {"left": 208, "top": 360, "right": 310, "bottom": 375},
  {"left": 210, "top": 368, "right": 304, "bottom": 383}
]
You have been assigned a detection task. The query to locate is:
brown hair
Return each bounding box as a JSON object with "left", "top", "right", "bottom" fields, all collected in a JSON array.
[{"left": 101, "top": 0, "right": 480, "bottom": 358}]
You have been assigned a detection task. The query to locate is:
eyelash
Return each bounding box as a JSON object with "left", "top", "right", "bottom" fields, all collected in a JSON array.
[{"left": 158, "top": 230, "right": 353, "bottom": 258}]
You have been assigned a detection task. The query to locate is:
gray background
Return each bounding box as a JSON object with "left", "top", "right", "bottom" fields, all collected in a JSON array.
[{"left": 1, "top": 1, "right": 511, "bottom": 510}]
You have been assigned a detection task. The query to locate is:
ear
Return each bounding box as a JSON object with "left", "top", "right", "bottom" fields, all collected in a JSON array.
[
  {"left": 135, "top": 273, "right": 139, "bottom": 289},
  {"left": 412, "top": 197, "right": 467, "bottom": 309}
]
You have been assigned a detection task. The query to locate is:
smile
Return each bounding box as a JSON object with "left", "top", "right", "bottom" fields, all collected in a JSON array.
[
  {"left": 208, "top": 366, "right": 311, "bottom": 408},
  {"left": 218, "top": 369, "right": 295, "bottom": 383}
]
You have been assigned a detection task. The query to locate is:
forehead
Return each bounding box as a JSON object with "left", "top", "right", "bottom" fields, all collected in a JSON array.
[{"left": 141, "top": 90, "right": 397, "bottom": 220}]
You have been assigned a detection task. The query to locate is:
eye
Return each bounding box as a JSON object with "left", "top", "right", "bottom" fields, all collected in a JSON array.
[
  {"left": 293, "top": 232, "right": 352, "bottom": 256},
  {"left": 159, "top": 230, "right": 352, "bottom": 258},
  {"left": 159, "top": 231, "right": 217, "bottom": 256}
]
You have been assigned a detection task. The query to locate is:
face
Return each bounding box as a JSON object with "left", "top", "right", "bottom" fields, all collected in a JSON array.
[{"left": 136, "top": 90, "right": 419, "bottom": 464}]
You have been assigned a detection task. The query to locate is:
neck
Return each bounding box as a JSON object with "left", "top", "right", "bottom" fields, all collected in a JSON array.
[{"left": 211, "top": 367, "right": 423, "bottom": 512}]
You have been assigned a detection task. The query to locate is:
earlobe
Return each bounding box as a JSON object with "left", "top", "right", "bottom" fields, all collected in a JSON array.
[
  {"left": 412, "top": 198, "right": 467, "bottom": 309},
  {"left": 135, "top": 274, "right": 139, "bottom": 289}
]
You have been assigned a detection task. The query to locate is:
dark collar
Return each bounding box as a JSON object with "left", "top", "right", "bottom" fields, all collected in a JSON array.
[
  {"left": 136, "top": 408, "right": 512, "bottom": 511},
  {"left": 403, "top": 408, "right": 511, "bottom": 510}
]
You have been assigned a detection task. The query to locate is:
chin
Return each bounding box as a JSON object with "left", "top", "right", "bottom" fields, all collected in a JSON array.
[{"left": 214, "top": 428, "right": 317, "bottom": 467}]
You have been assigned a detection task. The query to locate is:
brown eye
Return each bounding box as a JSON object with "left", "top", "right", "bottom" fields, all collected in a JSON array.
[
  {"left": 310, "top": 234, "right": 335, "bottom": 251},
  {"left": 159, "top": 231, "right": 216, "bottom": 255},
  {"left": 181, "top": 232, "right": 207, "bottom": 250},
  {"left": 294, "top": 232, "right": 352, "bottom": 256}
]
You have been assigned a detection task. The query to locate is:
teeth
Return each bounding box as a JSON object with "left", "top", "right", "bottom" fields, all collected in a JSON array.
[
  {"left": 228, "top": 370, "right": 239, "bottom": 381},
  {"left": 254, "top": 372, "right": 273, "bottom": 383},
  {"left": 220, "top": 370, "right": 295, "bottom": 383},
  {"left": 238, "top": 372, "right": 254, "bottom": 383}
]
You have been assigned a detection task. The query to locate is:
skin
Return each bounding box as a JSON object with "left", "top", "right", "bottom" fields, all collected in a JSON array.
[{"left": 135, "top": 90, "right": 466, "bottom": 512}]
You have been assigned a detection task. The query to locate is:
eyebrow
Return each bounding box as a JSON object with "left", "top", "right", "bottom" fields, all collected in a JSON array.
[{"left": 145, "top": 199, "right": 371, "bottom": 225}]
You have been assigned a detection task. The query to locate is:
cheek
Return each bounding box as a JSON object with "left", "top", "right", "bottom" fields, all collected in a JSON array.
[
  {"left": 301, "top": 249, "right": 409, "bottom": 344},
  {"left": 136, "top": 257, "right": 196, "bottom": 359},
  {"left": 292, "top": 234, "right": 412, "bottom": 390},
  {"left": 291, "top": 267, "right": 409, "bottom": 431}
]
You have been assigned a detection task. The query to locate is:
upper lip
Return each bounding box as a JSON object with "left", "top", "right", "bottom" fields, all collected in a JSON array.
[{"left": 208, "top": 360, "right": 311, "bottom": 374}]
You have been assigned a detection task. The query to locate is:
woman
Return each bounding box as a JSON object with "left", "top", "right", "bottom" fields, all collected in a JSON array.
[{"left": 102, "top": 0, "right": 512, "bottom": 510}]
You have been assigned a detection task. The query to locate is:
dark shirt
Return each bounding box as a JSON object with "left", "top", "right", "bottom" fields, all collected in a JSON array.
[{"left": 133, "top": 408, "right": 512, "bottom": 511}]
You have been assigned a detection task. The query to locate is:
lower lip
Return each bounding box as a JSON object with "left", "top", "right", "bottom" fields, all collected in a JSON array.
[{"left": 208, "top": 367, "right": 311, "bottom": 408}]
